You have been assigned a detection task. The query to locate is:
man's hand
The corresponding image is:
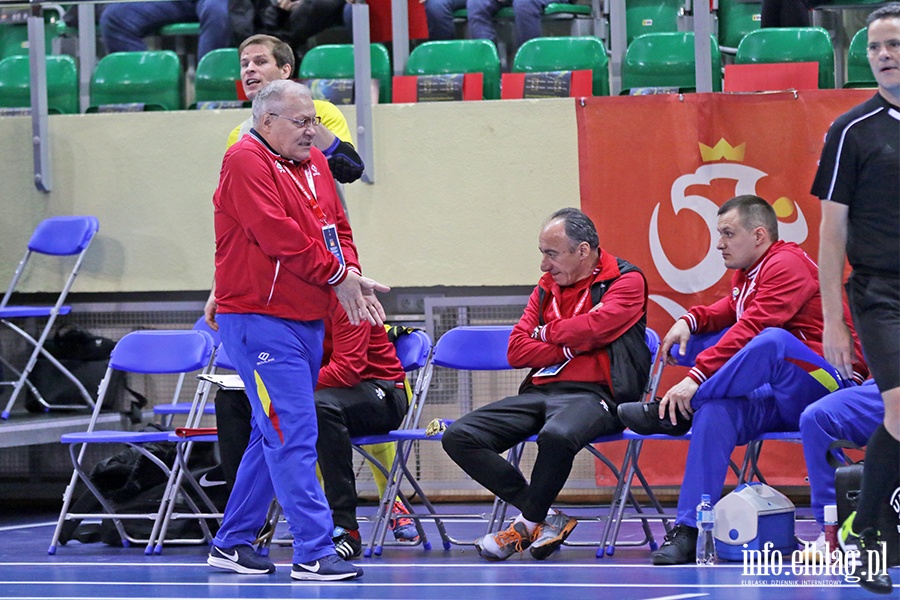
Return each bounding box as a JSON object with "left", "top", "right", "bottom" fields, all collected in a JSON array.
[
  {"left": 661, "top": 319, "right": 691, "bottom": 365},
  {"left": 204, "top": 287, "right": 218, "bottom": 331},
  {"left": 659, "top": 377, "right": 698, "bottom": 425},
  {"left": 334, "top": 271, "right": 390, "bottom": 327},
  {"left": 823, "top": 318, "right": 855, "bottom": 381},
  {"left": 277, "top": 0, "right": 301, "bottom": 9}
]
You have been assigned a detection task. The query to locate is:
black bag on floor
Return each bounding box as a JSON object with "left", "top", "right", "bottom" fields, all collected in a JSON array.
[
  {"left": 829, "top": 440, "right": 900, "bottom": 566},
  {"left": 70, "top": 464, "right": 229, "bottom": 547},
  {"left": 26, "top": 324, "right": 123, "bottom": 411},
  {"left": 58, "top": 425, "right": 226, "bottom": 546}
]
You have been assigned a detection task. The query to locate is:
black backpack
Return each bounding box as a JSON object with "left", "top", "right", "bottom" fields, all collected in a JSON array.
[{"left": 58, "top": 424, "right": 227, "bottom": 546}]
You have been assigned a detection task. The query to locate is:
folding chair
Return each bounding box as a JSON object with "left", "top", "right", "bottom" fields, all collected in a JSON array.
[
  {"left": 252, "top": 328, "right": 435, "bottom": 555},
  {"left": 366, "top": 325, "right": 516, "bottom": 557},
  {"left": 153, "top": 317, "right": 221, "bottom": 426},
  {"left": 48, "top": 329, "right": 215, "bottom": 554},
  {"left": 491, "top": 327, "right": 669, "bottom": 557},
  {"left": 350, "top": 329, "right": 433, "bottom": 549},
  {"left": 149, "top": 342, "right": 235, "bottom": 554},
  {"left": 597, "top": 326, "right": 791, "bottom": 557},
  {"left": 0, "top": 216, "right": 99, "bottom": 420}
]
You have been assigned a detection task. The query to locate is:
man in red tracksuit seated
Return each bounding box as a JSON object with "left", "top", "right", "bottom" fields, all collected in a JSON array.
[
  {"left": 619, "top": 194, "right": 869, "bottom": 565},
  {"left": 442, "top": 207, "right": 651, "bottom": 561}
]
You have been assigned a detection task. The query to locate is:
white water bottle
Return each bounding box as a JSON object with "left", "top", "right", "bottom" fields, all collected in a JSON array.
[{"left": 696, "top": 494, "right": 716, "bottom": 565}]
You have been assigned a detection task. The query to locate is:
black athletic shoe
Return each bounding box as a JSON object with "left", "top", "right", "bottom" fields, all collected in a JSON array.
[
  {"left": 332, "top": 527, "right": 362, "bottom": 560},
  {"left": 291, "top": 554, "right": 363, "bottom": 581},
  {"left": 618, "top": 400, "right": 691, "bottom": 436},
  {"left": 839, "top": 513, "right": 894, "bottom": 595},
  {"left": 207, "top": 544, "right": 276, "bottom": 574},
  {"left": 650, "top": 524, "right": 698, "bottom": 565}
]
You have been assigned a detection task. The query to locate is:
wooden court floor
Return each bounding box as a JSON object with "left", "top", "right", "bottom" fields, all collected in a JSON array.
[{"left": 1, "top": 504, "right": 895, "bottom": 600}]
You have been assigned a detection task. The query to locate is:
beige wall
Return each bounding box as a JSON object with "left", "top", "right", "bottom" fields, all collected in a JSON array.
[{"left": 0, "top": 98, "right": 580, "bottom": 293}]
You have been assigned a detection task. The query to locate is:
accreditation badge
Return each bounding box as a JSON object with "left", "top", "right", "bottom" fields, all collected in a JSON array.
[{"left": 322, "top": 223, "right": 345, "bottom": 266}]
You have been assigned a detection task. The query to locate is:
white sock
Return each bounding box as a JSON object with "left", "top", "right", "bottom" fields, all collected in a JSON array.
[{"left": 514, "top": 514, "right": 539, "bottom": 536}]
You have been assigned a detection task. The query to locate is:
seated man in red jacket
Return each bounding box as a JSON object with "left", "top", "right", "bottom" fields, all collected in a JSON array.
[
  {"left": 619, "top": 194, "right": 869, "bottom": 565},
  {"left": 442, "top": 207, "right": 650, "bottom": 561}
]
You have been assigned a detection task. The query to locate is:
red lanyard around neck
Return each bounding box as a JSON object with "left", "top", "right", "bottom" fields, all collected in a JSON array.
[{"left": 280, "top": 160, "right": 328, "bottom": 225}]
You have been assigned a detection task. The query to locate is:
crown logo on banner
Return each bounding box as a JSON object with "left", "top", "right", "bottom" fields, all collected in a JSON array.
[{"left": 699, "top": 138, "right": 746, "bottom": 162}]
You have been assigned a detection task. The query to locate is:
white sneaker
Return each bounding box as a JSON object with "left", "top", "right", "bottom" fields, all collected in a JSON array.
[{"left": 799, "top": 530, "right": 832, "bottom": 563}]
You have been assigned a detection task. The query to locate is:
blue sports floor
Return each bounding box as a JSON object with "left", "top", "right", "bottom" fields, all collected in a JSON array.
[{"left": 1, "top": 504, "right": 895, "bottom": 600}]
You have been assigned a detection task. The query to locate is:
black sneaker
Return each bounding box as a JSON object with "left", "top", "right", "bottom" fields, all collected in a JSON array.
[
  {"left": 650, "top": 524, "right": 697, "bottom": 565},
  {"left": 207, "top": 544, "right": 276, "bottom": 574},
  {"left": 618, "top": 400, "right": 691, "bottom": 436},
  {"left": 839, "top": 512, "right": 893, "bottom": 595},
  {"left": 332, "top": 526, "right": 362, "bottom": 559},
  {"left": 291, "top": 553, "right": 363, "bottom": 581}
]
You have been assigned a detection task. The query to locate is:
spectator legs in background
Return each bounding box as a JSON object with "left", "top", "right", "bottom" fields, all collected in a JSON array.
[{"left": 100, "top": 1, "right": 197, "bottom": 53}]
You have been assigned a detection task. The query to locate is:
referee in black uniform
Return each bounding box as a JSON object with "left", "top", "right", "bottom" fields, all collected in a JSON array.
[{"left": 812, "top": 3, "right": 900, "bottom": 594}]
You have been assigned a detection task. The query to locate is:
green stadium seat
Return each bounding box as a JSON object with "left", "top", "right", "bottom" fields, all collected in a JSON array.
[
  {"left": 89, "top": 50, "right": 183, "bottom": 111},
  {"left": 453, "top": 2, "right": 595, "bottom": 36},
  {"left": 512, "top": 36, "right": 609, "bottom": 96},
  {"left": 0, "top": 54, "right": 78, "bottom": 114},
  {"left": 158, "top": 22, "right": 201, "bottom": 37},
  {"left": 622, "top": 32, "right": 723, "bottom": 93},
  {"left": 735, "top": 27, "right": 835, "bottom": 89},
  {"left": 0, "top": 17, "right": 66, "bottom": 61},
  {"left": 626, "top": 0, "right": 683, "bottom": 45},
  {"left": 717, "top": 0, "right": 761, "bottom": 51},
  {"left": 298, "top": 43, "right": 392, "bottom": 105},
  {"left": 845, "top": 27, "right": 875, "bottom": 88},
  {"left": 405, "top": 39, "right": 501, "bottom": 100},
  {"left": 193, "top": 47, "right": 240, "bottom": 103}
]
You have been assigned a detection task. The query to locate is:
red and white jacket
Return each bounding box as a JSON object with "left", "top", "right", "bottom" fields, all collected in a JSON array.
[
  {"left": 213, "top": 131, "right": 360, "bottom": 322},
  {"left": 683, "top": 240, "right": 868, "bottom": 385},
  {"left": 508, "top": 251, "right": 646, "bottom": 388}
]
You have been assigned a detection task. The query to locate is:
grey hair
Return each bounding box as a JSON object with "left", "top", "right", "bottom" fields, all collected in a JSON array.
[
  {"left": 547, "top": 207, "right": 600, "bottom": 251},
  {"left": 251, "top": 79, "right": 313, "bottom": 127}
]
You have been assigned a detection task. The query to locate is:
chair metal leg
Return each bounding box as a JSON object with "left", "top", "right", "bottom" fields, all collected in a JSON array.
[
  {"left": 1, "top": 320, "right": 94, "bottom": 418},
  {"left": 48, "top": 468, "right": 81, "bottom": 554}
]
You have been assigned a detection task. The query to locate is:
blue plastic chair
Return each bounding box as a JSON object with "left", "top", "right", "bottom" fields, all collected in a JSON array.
[
  {"left": 0, "top": 216, "right": 100, "bottom": 419},
  {"left": 153, "top": 318, "right": 226, "bottom": 422},
  {"left": 431, "top": 325, "right": 513, "bottom": 370},
  {"left": 365, "top": 325, "right": 513, "bottom": 556},
  {"left": 48, "top": 329, "right": 215, "bottom": 555}
]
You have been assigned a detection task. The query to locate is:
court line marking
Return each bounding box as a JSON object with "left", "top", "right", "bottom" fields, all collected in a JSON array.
[
  {"left": 0, "top": 581, "right": 855, "bottom": 589},
  {"left": 0, "top": 561, "right": 755, "bottom": 569}
]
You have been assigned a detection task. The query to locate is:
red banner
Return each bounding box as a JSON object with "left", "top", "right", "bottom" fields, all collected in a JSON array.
[{"left": 576, "top": 89, "right": 874, "bottom": 486}]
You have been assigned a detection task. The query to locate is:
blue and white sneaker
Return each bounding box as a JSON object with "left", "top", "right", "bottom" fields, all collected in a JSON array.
[
  {"left": 389, "top": 500, "right": 420, "bottom": 542},
  {"left": 291, "top": 553, "right": 363, "bottom": 581},
  {"left": 207, "top": 544, "right": 275, "bottom": 574}
]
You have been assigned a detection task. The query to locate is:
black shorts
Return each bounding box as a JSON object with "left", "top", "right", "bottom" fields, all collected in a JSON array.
[{"left": 847, "top": 272, "right": 900, "bottom": 392}]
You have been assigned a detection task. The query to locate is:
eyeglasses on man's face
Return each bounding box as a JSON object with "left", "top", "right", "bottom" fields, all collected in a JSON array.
[{"left": 269, "top": 113, "right": 322, "bottom": 130}]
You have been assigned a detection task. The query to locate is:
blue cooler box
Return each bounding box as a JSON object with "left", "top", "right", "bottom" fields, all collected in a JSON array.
[{"left": 713, "top": 482, "right": 795, "bottom": 561}]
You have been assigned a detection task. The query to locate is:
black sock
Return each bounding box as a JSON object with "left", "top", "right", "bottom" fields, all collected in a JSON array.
[{"left": 854, "top": 424, "right": 900, "bottom": 532}]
